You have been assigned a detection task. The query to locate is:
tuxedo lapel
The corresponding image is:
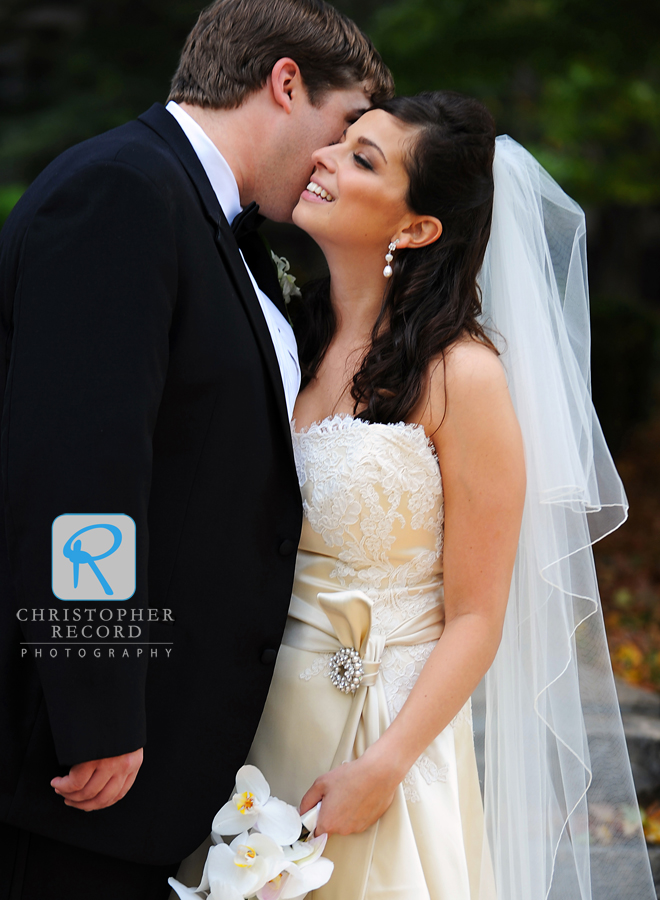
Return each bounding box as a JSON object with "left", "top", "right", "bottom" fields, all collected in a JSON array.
[
  {"left": 238, "top": 231, "right": 288, "bottom": 319},
  {"left": 137, "top": 104, "right": 293, "bottom": 459}
]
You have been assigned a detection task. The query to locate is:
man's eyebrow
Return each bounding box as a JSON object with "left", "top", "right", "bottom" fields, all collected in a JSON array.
[{"left": 357, "top": 136, "right": 387, "bottom": 164}]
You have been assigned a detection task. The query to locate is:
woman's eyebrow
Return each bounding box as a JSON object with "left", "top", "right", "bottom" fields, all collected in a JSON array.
[{"left": 356, "top": 136, "right": 387, "bottom": 164}]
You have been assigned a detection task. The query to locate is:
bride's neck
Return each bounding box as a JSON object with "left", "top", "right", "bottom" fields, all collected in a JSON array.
[{"left": 326, "top": 248, "right": 387, "bottom": 343}]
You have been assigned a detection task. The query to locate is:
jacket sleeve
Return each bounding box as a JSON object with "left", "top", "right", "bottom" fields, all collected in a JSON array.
[{"left": 2, "top": 159, "right": 177, "bottom": 766}]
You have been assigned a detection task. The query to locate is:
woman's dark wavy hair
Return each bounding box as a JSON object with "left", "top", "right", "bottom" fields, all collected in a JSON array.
[{"left": 293, "top": 90, "right": 497, "bottom": 425}]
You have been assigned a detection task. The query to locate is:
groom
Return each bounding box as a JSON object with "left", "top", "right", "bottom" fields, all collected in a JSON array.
[{"left": 0, "top": 1, "right": 393, "bottom": 896}]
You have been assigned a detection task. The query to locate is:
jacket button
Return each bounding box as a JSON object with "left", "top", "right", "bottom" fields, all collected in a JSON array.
[
  {"left": 278, "top": 539, "right": 296, "bottom": 557},
  {"left": 261, "top": 648, "right": 277, "bottom": 665}
]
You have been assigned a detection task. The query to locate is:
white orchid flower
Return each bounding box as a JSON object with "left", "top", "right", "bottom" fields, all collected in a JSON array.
[
  {"left": 206, "top": 831, "right": 287, "bottom": 900},
  {"left": 212, "top": 766, "right": 302, "bottom": 846},
  {"left": 256, "top": 833, "right": 334, "bottom": 900}
]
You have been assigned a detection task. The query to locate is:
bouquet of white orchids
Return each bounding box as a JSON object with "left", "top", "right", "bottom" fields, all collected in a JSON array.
[{"left": 168, "top": 765, "right": 332, "bottom": 900}]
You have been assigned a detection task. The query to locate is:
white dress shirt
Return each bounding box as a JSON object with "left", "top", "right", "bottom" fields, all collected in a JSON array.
[{"left": 166, "top": 101, "right": 301, "bottom": 420}]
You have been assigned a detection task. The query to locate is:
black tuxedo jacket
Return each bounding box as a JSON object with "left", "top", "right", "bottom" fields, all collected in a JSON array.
[{"left": 0, "top": 103, "right": 302, "bottom": 865}]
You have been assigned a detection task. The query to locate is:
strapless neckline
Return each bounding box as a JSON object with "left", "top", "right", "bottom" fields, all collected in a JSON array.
[{"left": 291, "top": 413, "right": 441, "bottom": 471}]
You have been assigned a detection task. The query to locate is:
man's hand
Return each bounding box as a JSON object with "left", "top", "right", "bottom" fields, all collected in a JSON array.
[
  {"left": 51, "top": 748, "right": 144, "bottom": 812},
  {"left": 299, "top": 753, "right": 399, "bottom": 837}
]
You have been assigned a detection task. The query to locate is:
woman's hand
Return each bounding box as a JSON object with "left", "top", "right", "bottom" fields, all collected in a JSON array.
[{"left": 299, "top": 749, "right": 401, "bottom": 836}]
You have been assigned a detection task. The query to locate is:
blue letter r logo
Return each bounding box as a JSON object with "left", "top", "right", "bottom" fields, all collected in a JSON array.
[
  {"left": 52, "top": 514, "right": 136, "bottom": 601},
  {"left": 63, "top": 524, "right": 123, "bottom": 595}
]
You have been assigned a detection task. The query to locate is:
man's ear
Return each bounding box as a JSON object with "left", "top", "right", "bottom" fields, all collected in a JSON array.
[
  {"left": 396, "top": 216, "right": 443, "bottom": 250},
  {"left": 270, "top": 57, "right": 303, "bottom": 114}
]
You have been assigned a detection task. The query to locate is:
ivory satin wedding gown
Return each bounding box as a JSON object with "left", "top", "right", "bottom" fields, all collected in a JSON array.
[{"left": 246, "top": 414, "right": 491, "bottom": 900}]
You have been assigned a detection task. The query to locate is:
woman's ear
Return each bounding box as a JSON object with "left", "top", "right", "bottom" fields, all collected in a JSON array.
[
  {"left": 396, "top": 216, "right": 443, "bottom": 250},
  {"left": 270, "top": 58, "right": 302, "bottom": 114}
]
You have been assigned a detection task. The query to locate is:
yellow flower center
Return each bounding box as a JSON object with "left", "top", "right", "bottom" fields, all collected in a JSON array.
[
  {"left": 234, "top": 844, "right": 257, "bottom": 868},
  {"left": 236, "top": 791, "right": 255, "bottom": 814}
]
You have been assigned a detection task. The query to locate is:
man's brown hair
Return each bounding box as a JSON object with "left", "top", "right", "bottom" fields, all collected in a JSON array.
[{"left": 168, "top": 0, "right": 394, "bottom": 109}]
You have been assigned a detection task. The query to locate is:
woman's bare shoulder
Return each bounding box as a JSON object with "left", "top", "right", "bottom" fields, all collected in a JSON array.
[
  {"left": 425, "top": 336, "right": 522, "bottom": 477},
  {"left": 441, "top": 335, "right": 506, "bottom": 395},
  {"left": 411, "top": 335, "right": 507, "bottom": 434},
  {"left": 425, "top": 335, "right": 505, "bottom": 406}
]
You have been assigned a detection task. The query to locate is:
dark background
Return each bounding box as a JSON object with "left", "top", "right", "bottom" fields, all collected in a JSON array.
[{"left": 0, "top": 0, "right": 658, "bottom": 691}]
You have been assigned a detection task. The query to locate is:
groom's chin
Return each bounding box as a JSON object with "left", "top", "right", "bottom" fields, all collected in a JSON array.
[{"left": 257, "top": 193, "right": 302, "bottom": 226}]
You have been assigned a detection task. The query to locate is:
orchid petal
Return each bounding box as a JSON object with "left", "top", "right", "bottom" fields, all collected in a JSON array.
[
  {"left": 280, "top": 858, "right": 334, "bottom": 899},
  {"left": 256, "top": 870, "right": 290, "bottom": 900},
  {"left": 207, "top": 844, "right": 244, "bottom": 890},
  {"left": 283, "top": 842, "right": 309, "bottom": 863},
  {"left": 208, "top": 885, "right": 244, "bottom": 900},
  {"left": 205, "top": 843, "right": 234, "bottom": 878},
  {"left": 167, "top": 877, "right": 207, "bottom": 900},
  {"left": 235, "top": 765, "right": 271, "bottom": 805},
  {"left": 227, "top": 831, "right": 251, "bottom": 852},
  {"left": 284, "top": 833, "right": 328, "bottom": 866},
  {"left": 256, "top": 797, "right": 302, "bottom": 845},
  {"left": 299, "top": 802, "right": 321, "bottom": 835},
  {"left": 197, "top": 853, "right": 212, "bottom": 893},
  {"left": 212, "top": 799, "right": 258, "bottom": 838}
]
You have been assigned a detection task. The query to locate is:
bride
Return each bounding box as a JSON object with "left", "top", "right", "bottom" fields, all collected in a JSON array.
[
  {"left": 176, "top": 92, "right": 656, "bottom": 899},
  {"left": 250, "top": 92, "right": 522, "bottom": 900}
]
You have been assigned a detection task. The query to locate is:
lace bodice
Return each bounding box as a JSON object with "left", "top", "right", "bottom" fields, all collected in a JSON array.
[
  {"left": 290, "top": 416, "right": 471, "bottom": 749},
  {"left": 293, "top": 414, "right": 445, "bottom": 630}
]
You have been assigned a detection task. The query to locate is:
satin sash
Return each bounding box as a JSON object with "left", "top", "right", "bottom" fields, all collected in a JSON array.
[{"left": 281, "top": 589, "right": 446, "bottom": 900}]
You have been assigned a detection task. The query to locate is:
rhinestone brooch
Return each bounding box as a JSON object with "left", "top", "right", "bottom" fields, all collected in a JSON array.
[{"left": 329, "top": 647, "right": 364, "bottom": 694}]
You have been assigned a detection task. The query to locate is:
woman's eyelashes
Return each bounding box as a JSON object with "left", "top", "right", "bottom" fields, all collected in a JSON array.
[{"left": 353, "top": 152, "right": 374, "bottom": 171}]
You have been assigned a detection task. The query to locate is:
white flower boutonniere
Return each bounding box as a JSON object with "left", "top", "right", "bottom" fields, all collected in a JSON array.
[{"left": 271, "top": 251, "right": 302, "bottom": 304}]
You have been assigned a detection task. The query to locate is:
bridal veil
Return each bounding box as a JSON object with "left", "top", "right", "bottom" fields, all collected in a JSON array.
[{"left": 476, "top": 136, "right": 655, "bottom": 899}]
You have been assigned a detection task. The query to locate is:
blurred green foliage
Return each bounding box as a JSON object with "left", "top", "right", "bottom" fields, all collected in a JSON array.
[
  {"left": 357, "top": 0, "right": 660, "bottom": 206},
  {"left": 0, "top": 0, "right": 658, "bottom": 451},
  {"left": 1, "top": 0, "right": 658, "bottom": 207},
  {"left": 0, "top": 1, "right": 200, "bottom": 184},
  {"left": 0, "top": 185, "right": 25, "bottom": 227}
]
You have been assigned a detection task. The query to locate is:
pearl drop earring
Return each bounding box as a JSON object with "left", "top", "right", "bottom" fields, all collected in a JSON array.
[{"left": 383, "top": 240, "right": 399, "bottom": 278}]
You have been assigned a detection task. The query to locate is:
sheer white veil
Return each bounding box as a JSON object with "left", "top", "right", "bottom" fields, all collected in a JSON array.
[{"left": 476, "top": 135, "right": 655, "bottom": 899}]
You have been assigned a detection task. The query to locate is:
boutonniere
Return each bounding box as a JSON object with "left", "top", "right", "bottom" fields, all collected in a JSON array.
[{"left": 271, "top": 251, "right": 302, "bottom": 305}]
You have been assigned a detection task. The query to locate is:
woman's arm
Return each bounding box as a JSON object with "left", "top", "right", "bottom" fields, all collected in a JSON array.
[{"left": 300, "top": 339, "right": 526, "bottom": 835}]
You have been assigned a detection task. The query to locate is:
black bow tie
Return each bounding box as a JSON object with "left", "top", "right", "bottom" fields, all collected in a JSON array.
[{"left": 231, "top": 201, "right": 263, "bottom": 242}]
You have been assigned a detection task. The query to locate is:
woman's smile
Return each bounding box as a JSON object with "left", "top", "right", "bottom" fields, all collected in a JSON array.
[{"left": 302, "top": 179, "right": 335, "bottom": 203}]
